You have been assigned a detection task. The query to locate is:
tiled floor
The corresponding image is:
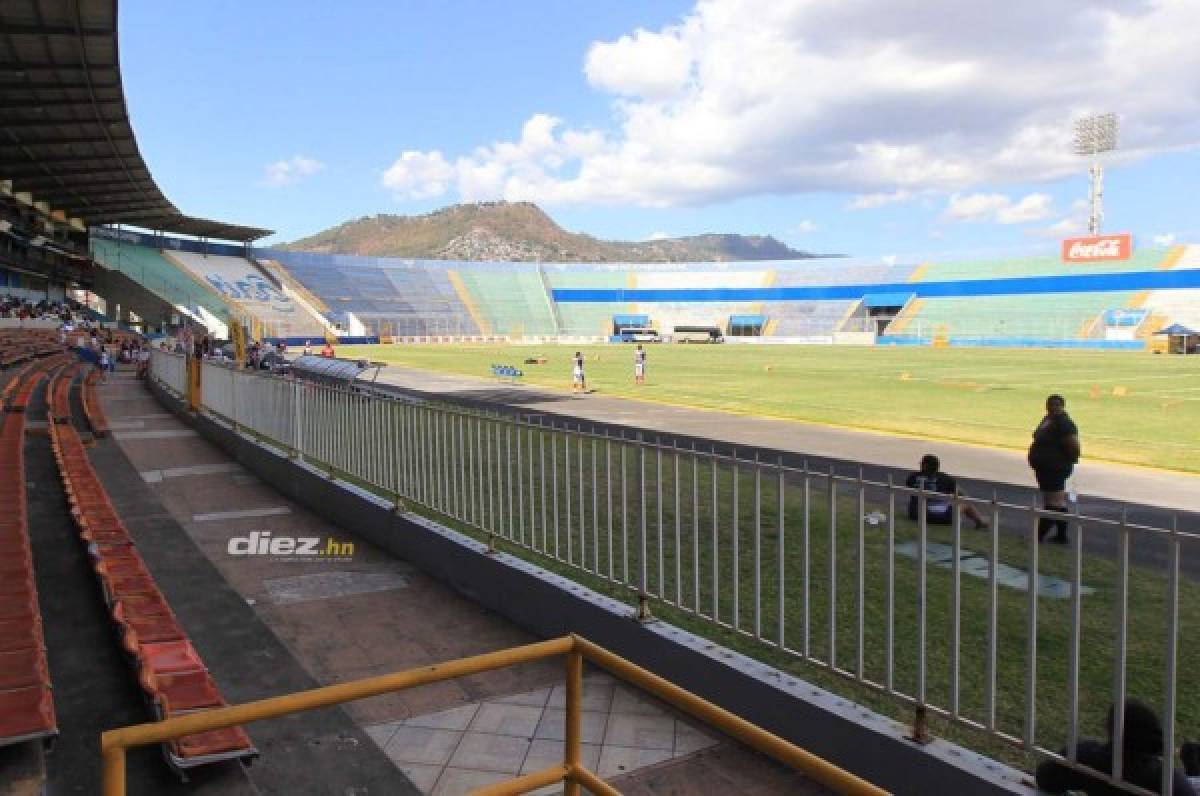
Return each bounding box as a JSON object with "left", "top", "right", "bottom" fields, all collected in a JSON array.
[{"left": 365, "top": 669, "right": 719, "bottom": 794}]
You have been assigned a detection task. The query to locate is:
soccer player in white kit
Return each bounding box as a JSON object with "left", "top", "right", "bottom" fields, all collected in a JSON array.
[
  {"left": 572, "top": 351, "right": 586, "bottom": 393},
  {"left": 634, "top": 344, "right": 646, "bottom": 385}
]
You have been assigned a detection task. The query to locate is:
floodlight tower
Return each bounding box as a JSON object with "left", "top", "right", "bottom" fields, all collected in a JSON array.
[{"left": 1072, "top": 113, "right": 1118, "bottom": 235}]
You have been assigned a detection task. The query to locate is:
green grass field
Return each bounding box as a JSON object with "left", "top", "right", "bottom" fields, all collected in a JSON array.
[
  {"left": 283, "top": 413, "right": 1197, "bottom": 774},
  {"left": 340, "top": 343, "right": 1200, "bottom": 473}
]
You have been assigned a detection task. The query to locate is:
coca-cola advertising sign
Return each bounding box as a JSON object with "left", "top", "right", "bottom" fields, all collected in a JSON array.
[{"left": 1061, "top": 233, "right": 1132, "bottom": 262}]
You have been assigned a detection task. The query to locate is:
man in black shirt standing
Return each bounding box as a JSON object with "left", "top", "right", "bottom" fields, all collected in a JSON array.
[
  {"left": 1028, "top": 394, "right": 1081, "bottom": 544},
  {"left": 905, "top": 454, "right": 989, "bottom": 529}
]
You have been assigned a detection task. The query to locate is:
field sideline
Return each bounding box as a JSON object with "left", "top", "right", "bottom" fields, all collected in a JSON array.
[{"left": 339, "top": 343, "right": 1200, "bottom": 473}]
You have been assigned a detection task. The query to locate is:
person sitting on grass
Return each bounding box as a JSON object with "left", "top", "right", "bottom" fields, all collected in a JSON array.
[
  {"left": 905, "top": 454, "right": 989, "bottom": 529},
  {"left": 1036, "top": 699, "right": 1196, "bottom": 796}
]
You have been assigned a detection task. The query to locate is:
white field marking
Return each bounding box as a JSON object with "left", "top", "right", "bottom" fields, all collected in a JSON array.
[
  {"left": 192, "top": 507, "right": 291, "bottom": 522},
  {"left": 141, "top": 462, "right": 243, "bottom": 483},
  {"left": 112, "top": 430, "right": 198, "bottom": 440}
]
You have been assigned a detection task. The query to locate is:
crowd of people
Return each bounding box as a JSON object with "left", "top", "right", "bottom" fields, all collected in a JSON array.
[{"left": 1, "top": 294, "right": 92, "bottom": 324}]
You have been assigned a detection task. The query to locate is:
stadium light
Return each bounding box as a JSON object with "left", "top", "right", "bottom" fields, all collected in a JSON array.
[{"left": 1072, "top": 113, "right": 1118, "bottom": 235}]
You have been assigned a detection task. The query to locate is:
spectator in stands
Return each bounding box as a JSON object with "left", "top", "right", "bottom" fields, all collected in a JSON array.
[
  {"left": 572, "top": 351, "right": 586, "bottom": 393},
  {"left": 634, "top": 344, "right": 647, "bottom": 385},
  {"left": 905, "top": 455, "right": 989, "bottom": 529},
  {"left": 136, "top": 346, "right": 150, "bottom": 379},
  {"left": 303, "top": 340, "right": 313, "bottom": 356},
  {"left": 1028, "top": 394, "right": 1080, "bottom": 544},
  {"left": 1036, "top": 699, "right": 1196, "bottom": 795},
  {"left": 320, "top": 341, "right": 335, "bottom": 359}
]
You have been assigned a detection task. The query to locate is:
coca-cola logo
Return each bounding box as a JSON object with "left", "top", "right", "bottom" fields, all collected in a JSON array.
[{"left": 1061, "top": 233, "right": 1132, "bottom": 262}]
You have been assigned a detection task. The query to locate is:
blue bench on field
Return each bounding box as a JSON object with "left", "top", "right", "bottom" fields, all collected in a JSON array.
[{"left": 490, "top": 364, "right": 524, "bottom": 382}]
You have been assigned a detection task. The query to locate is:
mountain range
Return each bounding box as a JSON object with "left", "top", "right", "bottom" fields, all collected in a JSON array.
[{"left": 283, "top": 202, "right": 817, "bottom": 262}]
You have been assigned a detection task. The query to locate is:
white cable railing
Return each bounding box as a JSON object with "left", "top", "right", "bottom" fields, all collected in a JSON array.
[{"left": 151, "top": 354, "right": 1195, "bottom": 795}]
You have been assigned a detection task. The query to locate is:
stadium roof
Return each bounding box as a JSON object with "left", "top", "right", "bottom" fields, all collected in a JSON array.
[{"left": 0, "top": 0, "right": 272, "bottom": 242}]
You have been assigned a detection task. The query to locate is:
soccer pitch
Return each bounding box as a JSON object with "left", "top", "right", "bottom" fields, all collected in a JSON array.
[{"left": 340, "top": 343, "right": 1200, "bottom": 473}]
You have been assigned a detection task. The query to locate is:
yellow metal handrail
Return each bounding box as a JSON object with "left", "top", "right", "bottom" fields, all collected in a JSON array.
[{"left": 101, "top": 634, "right": 888, "bottom": 796}]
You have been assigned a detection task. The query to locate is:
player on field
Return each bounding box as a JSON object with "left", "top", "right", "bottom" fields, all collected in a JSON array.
[
  {"left": 905, "top": 454, "right": 989, "bottom": 529},
  {"left": 572, "top": 351, "right": 586, "bottom": 393},
  {"left": 634, "top": 344, "right": 646, "bottom": 385}
]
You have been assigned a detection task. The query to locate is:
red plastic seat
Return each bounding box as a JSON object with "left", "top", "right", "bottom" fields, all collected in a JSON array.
[
  {"left": 118, "top": 611, "right": 185, "bottom": 646},
  {"left": 0, "top": 618, "right": 40, "bottom": 652},
  {"left": 113, "top": 593, "right": 176, "bottom": 621},
  {"left": 0, "top": 685, "right": 56, "bottom": 741},
  {"left": 170, "top": 726, "right": 253, "bottom": 760},
  {"left": 137, "top": 640, "right": 206, "bottom": 676},
  {"left": 105, "top": 573, "right": 160, "bottom": 599},
  {"left": 0, "top": 598, "right": 36, "bottom": 622},
  {"left": 0, "top": 647, "right": 48, "bottom": 690},
  {"left": 142, "top": 670, "right": 224, "bottom": 714}
]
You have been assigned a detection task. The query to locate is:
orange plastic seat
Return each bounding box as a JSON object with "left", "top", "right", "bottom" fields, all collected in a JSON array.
[
  {"left": 142, "top": 670, "right": 224, "bottom": 714},
  {"left": 105, "top": 573, "right": 160, "bottom": 599},
  {"left": 0, "top": 647, "right": 48, "bottom": 690},
  {"left": 0, "top": 685, "right": 56, "bottom": 741},
  {"left": 113, "top": 593, "right": 176, "bottom": 621},
  {"left": 170, "top": 726, "right": 253, "bottom": 760},
  {"left": 137, "top": 640, "right": 206, "bottom": 676},
  {"left": 0, "top": 618, "right": 40, "bottom": 652}
]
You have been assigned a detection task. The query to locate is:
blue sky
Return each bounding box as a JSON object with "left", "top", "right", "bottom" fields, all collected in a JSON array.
[{"left": 120, "top": 1, "right": 1200, "bottom": 257}]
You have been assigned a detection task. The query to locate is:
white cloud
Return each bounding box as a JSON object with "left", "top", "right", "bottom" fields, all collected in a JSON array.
[
  {"left": 943, "top": 192, "right": 1053, "bottom": 224},
  {"left": 1032, "top": 199, "right": 1090, "bottom": 238},
  {"left": 585, "top": 27, "right": 696, "bottom": 100},
  {"left": 261, "top": 155, "right": 324, "bottom": 187},
  {"left": 381, "top": 150, "right": 455, "bottom": 199},
  {"left": 1153, "top": 232, "right": 1176, "bottom": 247},
  {"left": 795, "top": 219, "right": 818, "bottom": 234},
  {"left": 848, "top": 190, "right": 914, "bottom": 210},
  {"left": 646, "top": 231, "right": 672, "bottom": 240},
  {"left": 383, "top": 0, "right": 1200, "bottom": 206}
]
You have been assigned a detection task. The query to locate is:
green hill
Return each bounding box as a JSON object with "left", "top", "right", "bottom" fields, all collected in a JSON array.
[{"left": 284, "top": 201, "right": 816, "bottom": 262}]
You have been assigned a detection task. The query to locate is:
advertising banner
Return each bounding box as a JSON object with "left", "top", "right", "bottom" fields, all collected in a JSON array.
[{"left": 1061, "top": 233, "right": 1132, "bottom": 263}]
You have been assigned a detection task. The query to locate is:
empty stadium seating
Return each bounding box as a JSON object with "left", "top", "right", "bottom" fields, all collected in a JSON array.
[
  {"left": 453, "top": 266, "right": 559, "bottom": 337},
  {"left": 164, "top": 251, "right": 327, "bottom": 338},
  {"left": 1142, "top": 245, "right": 1200, "bottom": 330},
  {"left": 90, "top": 238, "right": 234, "bottom": 335},
  {"left": 47, "top": 417, "right": 256, "bottom": 773},
  {"left": 268, "top": 251, "right": 479, "bottom": 337},
  {"left": 0, "top": 360, "right": 60, "bottom": 748},
  {"left": 884, "top": 248, "right": 1173, "bottom": 343},
  {"left": 82, "top": 369, "right": 109, "bottom": 438}
]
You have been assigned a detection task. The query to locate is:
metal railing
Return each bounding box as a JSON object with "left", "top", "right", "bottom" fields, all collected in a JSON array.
[
  {"left": 149, "top": 349, "right": 187, "bottom": 395},
  {"left": 151, "top": 353, "right": 1196, "bottom": 795},
  {"left": 101, "top": 635, "right": 886, "bottom": 796}
]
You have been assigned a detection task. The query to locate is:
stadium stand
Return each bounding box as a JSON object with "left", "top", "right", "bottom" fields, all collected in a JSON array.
[
  {"left": 542, "top": 267, "right": 630, "bottom": 337},
  {"left": 163, "top": 251, "right": 327, "bottom": 338},
  {"left": 82, "top": 369, "right": 109, "bottom": 438},
  {"left": 47, "top": 418, "right": 257, "bottom": 773},
  {"left": 1142, "top": 244, "right": 1200, "bottom": 330},
  {"left": 452, "top": 266, "right": 559, "bottom": 337},
  {"left": 90, "top": 238, "right": 234, "bottom": 336},
  {"left": 0, "top": 364, "right": 59, "bottom": 749},
  {"left": 49, "top": 363, "right": 79, "bottom": 424},
  {"left": 883, "top": 248, "right": 1172, "bottom": 344},
  {"left": 268, "top": 251, "right": 479, "bottom": 337}
]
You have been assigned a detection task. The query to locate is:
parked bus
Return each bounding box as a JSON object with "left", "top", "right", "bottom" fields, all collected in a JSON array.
[{"left": 671, "top": 326, "right": 725, "bottom": 343}]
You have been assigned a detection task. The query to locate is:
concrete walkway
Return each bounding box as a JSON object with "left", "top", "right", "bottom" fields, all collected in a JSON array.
[{"left": 98, "top": 370, "right": 826, "bottom": 795}]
